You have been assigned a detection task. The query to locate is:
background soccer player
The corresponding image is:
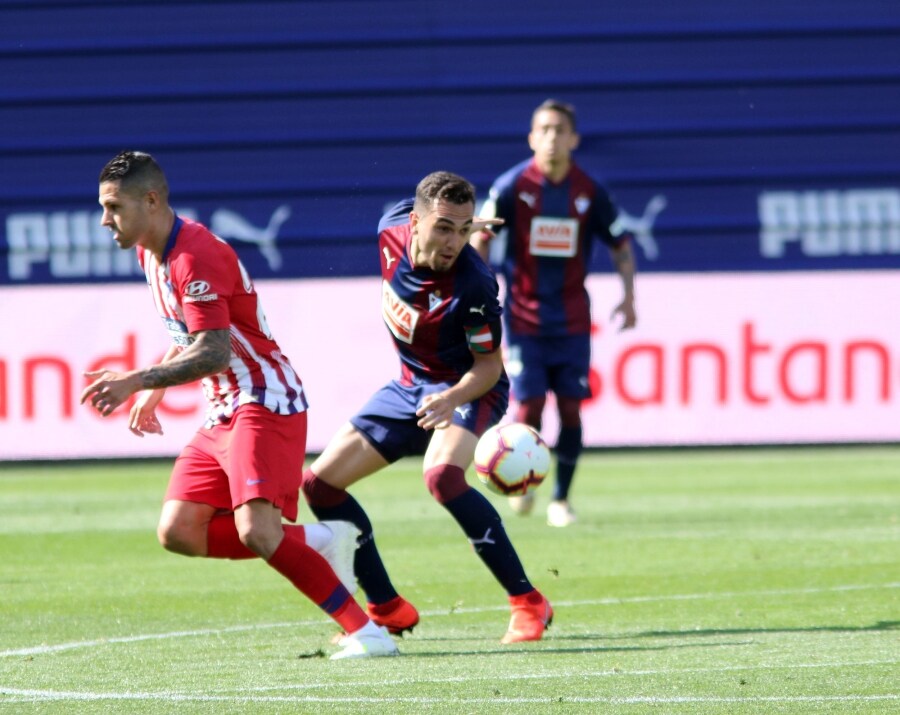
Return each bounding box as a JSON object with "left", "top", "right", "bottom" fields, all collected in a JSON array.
[
  {"left": 471, "top": 99, "right": 638, "bottom": 527},
  {"left": 81, "top": 151, "right": 397, "bottom": 660},
  {"left": 302, "top": 171, "right": 553, "bottom": 644}
]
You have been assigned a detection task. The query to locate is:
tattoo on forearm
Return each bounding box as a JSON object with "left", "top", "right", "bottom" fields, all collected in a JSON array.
[{"left": 140, "top": 331, "right": 231, "bottom": 389}]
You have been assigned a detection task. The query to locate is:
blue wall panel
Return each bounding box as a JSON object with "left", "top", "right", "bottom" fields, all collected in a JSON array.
[{"left": 2, "top": 0, "right": 899, "bottom": 283}]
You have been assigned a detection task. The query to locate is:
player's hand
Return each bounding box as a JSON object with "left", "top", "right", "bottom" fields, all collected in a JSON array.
[
  {"left": 80, "top": 369, "right": 142, "bottom": 417},
  {"left": 128, "top": 389, "right": 166, "bottom": 437},
  {"left": 471, "top": 217, "right": 505, "bottom": 240},
  {"left": 610, "top": 299, "right": 637, "bottom": 332},
  {"left": 416, "top": 392, "right": 455, "bottom": 431}
]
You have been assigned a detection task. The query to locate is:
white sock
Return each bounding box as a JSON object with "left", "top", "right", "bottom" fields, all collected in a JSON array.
[
  {"left": 350, "top": 620, "right": 382, "bottom": 637},
  {"left": 303, "top": 522, "right": 332, "bottom": 551}
]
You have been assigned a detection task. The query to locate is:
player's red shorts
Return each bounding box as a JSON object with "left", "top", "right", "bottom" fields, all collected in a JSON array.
[{"left": 165, "top": 403, "right": 307, "bottom": 522}]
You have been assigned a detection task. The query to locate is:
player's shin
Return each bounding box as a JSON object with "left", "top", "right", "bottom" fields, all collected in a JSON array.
[
  {"left": 440, "top": 483, "right": 535, "bottom": 597},
  {"left": 554, "top": 424, "right": 583, "bottom": 500},
  {"left": 303, "top": 469, "right": 400, "bottom": 605},
  {"left": 266, "top": 528, "right": 370, "bottom": 634},
  {"left": 205, "top": 513, "right": 257, "bottom": 559}
]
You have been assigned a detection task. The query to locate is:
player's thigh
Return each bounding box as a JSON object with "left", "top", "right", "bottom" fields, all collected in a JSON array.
[
  {"left": 224, "top": 406, "right": 307, "bottom": 522},
  {"left": 506, "top": 335, "right": 549, "bottom": 401},
  {"left": 548, "top": 334, "right": 592, "bottom": 400},
  {"left": 157, "top": 498, "right": 219, "bottom": 550},
  {"left": 309, "top": 422, "right": 390, "bottom": 489},
  {"left": 423, "top": 424, "right": 479, "bottom": 471},
  {"left": 165, "top": 436, "right": 232, "bottom": 513}
]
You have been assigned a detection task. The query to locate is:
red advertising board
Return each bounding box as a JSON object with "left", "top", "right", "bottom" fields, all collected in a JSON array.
[{"left": 1, "top": 271, "right": 897, "bottom": 460}]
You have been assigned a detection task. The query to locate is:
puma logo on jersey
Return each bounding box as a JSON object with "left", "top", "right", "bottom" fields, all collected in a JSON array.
[
  {"left": 383, "top": 247, "right": 396, "bottom": 268},
  {"left": 518, "top": 192, "right": 537, "bottom": 208},
  {"left": 455, "top": 404, "right": 471, "bottom": 419},
  {"left": 468, "top": 527, "right": 496, "bottom": 548},
  {"left": 469, "top": 304, "right": 485, "bottom": 315}
]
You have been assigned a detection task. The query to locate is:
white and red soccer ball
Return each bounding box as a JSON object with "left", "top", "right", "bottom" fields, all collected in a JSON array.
[{"left": 473, "top": 422, "right": 550, "bottom": 496}]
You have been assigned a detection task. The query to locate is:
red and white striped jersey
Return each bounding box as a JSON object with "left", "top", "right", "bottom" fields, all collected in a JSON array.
[{"left": 137, "top": 216, "right": 307, "bottom": 427}]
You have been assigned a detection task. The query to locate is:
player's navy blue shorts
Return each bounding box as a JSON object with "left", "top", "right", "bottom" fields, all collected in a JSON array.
[
  {"left": 350, "top": 377, "right": 509, "bottom": 463},
  {"left": 505, "top": 333, "right": 592, "bottom": 402}
]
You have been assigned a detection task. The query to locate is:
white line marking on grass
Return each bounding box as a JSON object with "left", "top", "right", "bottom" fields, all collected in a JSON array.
[
  {"left": 2, "top": 581, "right": 895, "bottom": 659},
  {"left": 0, "top": 620, "right": 321, "bottom": 657},
  {"left": 1, "top": 688, "right": 898, "bottom": 705},
  {"left": 218, "top": 659, "right": 899, "bottom": 694}
]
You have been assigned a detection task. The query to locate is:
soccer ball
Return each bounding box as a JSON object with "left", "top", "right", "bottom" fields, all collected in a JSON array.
[{"left": 473, "top": 423, "right": 550, "bottom": 496}]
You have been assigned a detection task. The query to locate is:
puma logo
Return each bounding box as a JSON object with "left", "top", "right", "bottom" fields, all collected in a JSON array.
[
  {"left": 613, "top": 195, "right": 667, "bottom": 260},
  {"left": 469, "top": 305, "right": 485, "bottom": 315},
  {"left": 210, "top": 205, "right": 289, "bottom": 271},
  {"left": 383, "top": 247, "right": 396, "bottom": 268},
  {"left": 469, "top": 528, "right": 496, "bottom": 550}
]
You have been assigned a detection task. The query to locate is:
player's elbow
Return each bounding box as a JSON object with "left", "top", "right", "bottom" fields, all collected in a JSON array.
[{"left": 484, "top": 352, "right": 504, "bottom": 386}]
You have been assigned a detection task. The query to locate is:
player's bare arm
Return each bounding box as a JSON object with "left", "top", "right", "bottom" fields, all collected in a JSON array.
[
  {"left": 128, "top": 343, "right": 179, "bottom": 437},
  {"left": 609, "top": 241, "right": 637, "bottom": 331},
  {"left": 140, "top": 329, "right": 230, "bottom": 389},
  {"left": 468, "top": 215, "right": 505, "bottom": 263},
  {"left": 416, "top": 349, "right": 503, "bottom": 430},
  {"left": 81, "top": 329, "right": 231, "bottom": 417}
]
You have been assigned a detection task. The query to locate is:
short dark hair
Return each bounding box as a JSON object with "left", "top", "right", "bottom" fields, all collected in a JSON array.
[
  {"left": 98, "top": 150, "right": 169, "bottom": 201},
  {"left": 532, "top": 99, "right": 577, "bottom": 132},
  {"left": 414, "top": 171, "right": 476, "bottom": 214}
]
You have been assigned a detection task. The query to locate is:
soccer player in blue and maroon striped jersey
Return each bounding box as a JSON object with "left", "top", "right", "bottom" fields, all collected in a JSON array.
[
  {"left": 471, "top": 99, "right": 638, "bottom": 527},
  {"left": 303, "top": 171, "right": 553, "bottom": 644}
]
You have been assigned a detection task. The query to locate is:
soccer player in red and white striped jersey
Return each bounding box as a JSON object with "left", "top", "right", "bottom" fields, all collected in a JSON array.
[{"left": 81, "top": 151, "right": 397, "bottom": 660}]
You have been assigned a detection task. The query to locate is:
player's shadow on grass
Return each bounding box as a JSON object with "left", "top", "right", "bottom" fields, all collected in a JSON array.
[
  {"left": 591, "top": 619, "right": 900, "bottom": 641},
  {"left": 405, "top": 638, "right": 753, "bottom": 658},
  {"left": 390, "top": 621, "right": 899, "bottom": 657}
]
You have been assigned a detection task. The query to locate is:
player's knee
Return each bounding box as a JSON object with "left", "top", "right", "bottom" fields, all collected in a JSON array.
[
  {"left": 516, "top": 397, "right": 546, "bottom": 428},
  {"left": 234, "top": 520, "right": 282, "bottom": 559},
  {"left": 156, "top": 519, "right": 204, "bottom": 556},
  {"left": 557, "top": 397, "right": 582, "bottom": 429},
  {"left": 302, "top": 469, "right": 349, "bottom": 508},
  {"left": 424, "top": 464, "right": 469, "bottom": 504}
]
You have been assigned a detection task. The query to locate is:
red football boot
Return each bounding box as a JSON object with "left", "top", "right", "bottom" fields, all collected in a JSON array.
[
  {"left": 367, "top": 595, "right": 420, "bottom": 636},
  {"left": 501, "top": 590, "right": 553, "bottom": 644}
]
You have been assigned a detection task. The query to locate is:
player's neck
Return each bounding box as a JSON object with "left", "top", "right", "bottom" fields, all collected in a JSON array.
[
  {"left": 143, "top": 207, "right": 177, "bottom": 261},
  {"left": 536, "top": 157, "right": 571, "bottom": 184}
]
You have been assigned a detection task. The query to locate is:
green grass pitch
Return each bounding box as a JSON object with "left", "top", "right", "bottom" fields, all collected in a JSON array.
[{"left": 1, "top": 448, "right": 897, "bottom": 714}]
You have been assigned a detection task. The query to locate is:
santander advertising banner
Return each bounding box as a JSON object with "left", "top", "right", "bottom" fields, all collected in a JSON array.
[{"left": 1, "top": 271, "right": 898, "bottom": 460}]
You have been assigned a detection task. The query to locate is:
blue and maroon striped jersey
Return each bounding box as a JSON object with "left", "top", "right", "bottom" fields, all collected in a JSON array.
[
  {"left": 378, "top": 199, "right": 507, "bottom": 387},
  {"left": 483, "top": 158, "right": 630, "bottom": 337}
]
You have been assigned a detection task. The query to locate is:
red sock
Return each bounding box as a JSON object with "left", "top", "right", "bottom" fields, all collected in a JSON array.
[
  {"left": 267, "top": 528, "right": 369, "bottom": 633},
  {"left": 205, "top": 514, "right": 257, "bottom": 560}
]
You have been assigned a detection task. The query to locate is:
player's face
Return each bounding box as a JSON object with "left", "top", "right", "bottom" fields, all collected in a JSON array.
[
  {"left": 410, "top": 199, "right": 475, "bottom": 272},
  {"left": 528, "top": 109, "right": 580, "bottom": 172},
  {"left": 98, "top": 181, "right": 153, "bottom": 250}
]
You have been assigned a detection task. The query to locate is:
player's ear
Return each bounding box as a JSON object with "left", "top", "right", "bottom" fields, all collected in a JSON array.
[
  {"left": 409, "top": 211, "right": 419, "bottom": 233},
  {"left": 569, "top": 131, "right": 581, "bottom": 152}
]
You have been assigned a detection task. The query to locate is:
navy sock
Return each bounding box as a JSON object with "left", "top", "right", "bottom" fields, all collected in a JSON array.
[
  {"left": 307, "top": 494, "right": 399, "bottom": 605},
  {"left": 554, "top": 425, "right": 583, "bottom": 501},
  {"left": 443, "top": 488, "right": 533, "bottom": 597}
]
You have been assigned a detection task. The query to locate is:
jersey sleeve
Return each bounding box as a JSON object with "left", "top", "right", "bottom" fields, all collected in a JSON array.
[
  {"left": 170, "top": 240, "right": 235, "bottom": 334},
  {"left": 462, "top": 249, "right": 504, "bottom": 354},
  {"left": 378, "top": 198, "right": 414, "bottom": 233},
  {"left": 589, "top": 183, "right": 631, "bottom": 248}
]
